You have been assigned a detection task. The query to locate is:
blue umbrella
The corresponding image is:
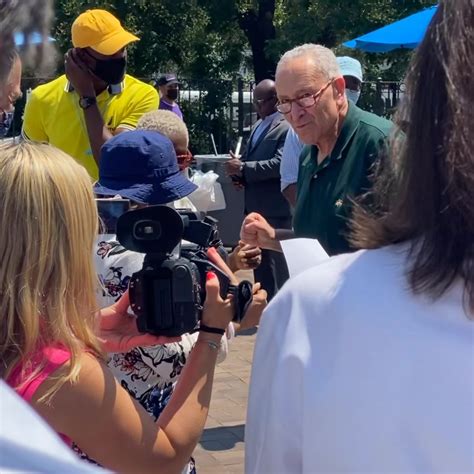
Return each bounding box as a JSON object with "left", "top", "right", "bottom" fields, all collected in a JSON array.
[
  {"left": 14, "top": 31, "right": 55, "bottom": 46},
  {"left": 344, "top": 5, "right": 437, "bottom": 53}
]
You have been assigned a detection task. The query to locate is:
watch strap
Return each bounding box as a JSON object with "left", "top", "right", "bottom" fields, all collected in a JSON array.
[{"left": 79, "top": 96, "right": 97, "bottom": 109}]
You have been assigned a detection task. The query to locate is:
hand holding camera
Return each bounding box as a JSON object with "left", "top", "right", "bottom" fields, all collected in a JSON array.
[
  {"left": 97, "top": 290, "right": 181, "bottom": 353},
  {"left": 115, "top": 205, "right": 254, "bottom": 337},
  {"left": 200, "top": 272, "right": 234, "bottom": 333},
  {"left": 206, "top": 245, "right": 267, "bottom": 332}
]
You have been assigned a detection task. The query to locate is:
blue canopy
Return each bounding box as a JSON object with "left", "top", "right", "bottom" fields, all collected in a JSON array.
[
  {"left": 344, "top": 5, "right": 437, "bottom": 53},
  {"left": 14, "top": 32, "right": 54, "bottom": 46}
]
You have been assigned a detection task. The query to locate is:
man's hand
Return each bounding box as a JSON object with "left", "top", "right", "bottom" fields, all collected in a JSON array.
[
  {"left": 228, "top": 241, "right": 262, "bottom": 271},
  {"left": 226, "top": 151, "right": 243, "bottom": 177},
  {"left": 240, "top": 212, "right": 279, "bottom": 250},
  {"left": 64, "top": 48, "right": 95, "bottom": 97},
  {"left": 98, "top": 291, "right": 181, "bottom": 353}
]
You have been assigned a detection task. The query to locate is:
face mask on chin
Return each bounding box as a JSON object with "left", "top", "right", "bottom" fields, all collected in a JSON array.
[
  {"left": 92, "top": 56, "right": 127, "bottom": 85},
  {"left": 0, "top": 109, "right": 14, "bottom": 138},
  {"left": 345, "top": 89, "right": 361, "bottom": 105}
]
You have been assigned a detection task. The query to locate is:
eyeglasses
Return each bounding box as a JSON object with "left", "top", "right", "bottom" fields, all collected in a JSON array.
[
  {"left": 253, "top": 95, "right": 276, "bottom": 106},
  {"left": 276, "top": 80, "right": 333, "bottom": 114},
  {"left": 176, "top": 149, "right": 193, "bottom": 170}
]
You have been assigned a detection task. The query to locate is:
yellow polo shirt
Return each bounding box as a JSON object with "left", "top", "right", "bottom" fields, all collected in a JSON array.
[{"left": 22, "top": 74, "right": 159, "bottom": 179}]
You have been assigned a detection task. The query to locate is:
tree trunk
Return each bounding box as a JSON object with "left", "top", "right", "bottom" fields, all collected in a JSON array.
[{"left": 238, "top": 0, "right": 277, "bottom": 83}]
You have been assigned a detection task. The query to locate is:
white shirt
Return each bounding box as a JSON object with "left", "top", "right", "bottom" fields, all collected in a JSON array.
[
  {"left": 251, "top": 111, "right": 281, "bottom": 147},
  {"left": 280, "top": 127, "right": 304, "bottom": 190},
  {"left": 246, "top": 245, "right": 474, "bottom": 473}
]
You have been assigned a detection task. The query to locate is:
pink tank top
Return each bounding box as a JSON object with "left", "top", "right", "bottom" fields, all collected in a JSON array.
[{"left": 7, "top": 346, "right": 72, "bottom": 445}]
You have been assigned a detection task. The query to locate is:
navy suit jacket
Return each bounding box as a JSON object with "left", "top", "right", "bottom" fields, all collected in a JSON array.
[{"left": 242, "top": 114, "right": 291, "bottom": 223}]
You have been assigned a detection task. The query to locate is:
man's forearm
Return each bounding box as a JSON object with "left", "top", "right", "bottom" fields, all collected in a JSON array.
[
  {"left": 83, "top": 104, "right": 113, "bottom": 165},
  {"left": 275, "top": 228, "right": 295, "bottom": 244},
  {"left": 262, "top": 228, "right": 295, "bottom": 252}
]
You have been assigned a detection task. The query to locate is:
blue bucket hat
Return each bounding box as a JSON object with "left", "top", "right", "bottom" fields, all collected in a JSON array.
[{"left": 94, "top": 130, "right": 197, "bottom": 205}]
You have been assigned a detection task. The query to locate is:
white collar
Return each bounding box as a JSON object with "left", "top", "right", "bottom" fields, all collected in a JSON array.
[{"left": 64, "top": 79, "right": 124, "bottom": 95}]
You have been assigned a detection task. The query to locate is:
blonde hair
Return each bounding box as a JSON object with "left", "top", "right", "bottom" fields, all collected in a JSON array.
[
  {"left": 0, "top": 141, "right": 102, "bottom": 399},
  {"left": 277, "top": 44, "right": 341, "bottom": 80},
  {"left": 137, "top": 109, "right": 189, "bottom": 149}
]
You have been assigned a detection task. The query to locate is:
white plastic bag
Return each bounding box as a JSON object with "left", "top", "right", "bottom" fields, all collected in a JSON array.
[{"left": 188, "top": 170, "right": 227, "bottom": 212}]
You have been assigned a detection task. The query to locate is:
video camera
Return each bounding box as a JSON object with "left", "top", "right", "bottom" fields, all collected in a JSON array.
[{"left": 116, "top": 205, "right": 253, "bottom": 337}]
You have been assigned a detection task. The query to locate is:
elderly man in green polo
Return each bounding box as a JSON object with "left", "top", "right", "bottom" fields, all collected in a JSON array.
[{"left": 240, "top": 43, "right": 392, "bottom": 256}]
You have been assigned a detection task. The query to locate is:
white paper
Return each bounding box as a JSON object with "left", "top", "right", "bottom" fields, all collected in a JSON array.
[{"left": 281, "top": 238, "right": 329, "bottom": 278}]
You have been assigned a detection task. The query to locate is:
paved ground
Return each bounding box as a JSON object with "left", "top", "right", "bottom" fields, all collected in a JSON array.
[{"left": 194, "top": 328, "right": 256, "bottom": 473}]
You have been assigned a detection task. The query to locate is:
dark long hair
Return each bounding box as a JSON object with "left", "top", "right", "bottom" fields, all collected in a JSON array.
[{"left": 351, "top": 0, "right": 474, "bottom": 314}]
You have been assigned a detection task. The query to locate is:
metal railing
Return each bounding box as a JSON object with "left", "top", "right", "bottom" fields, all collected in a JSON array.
[{"left": 8, "top": 77, "right": 403, "bottom": 149}]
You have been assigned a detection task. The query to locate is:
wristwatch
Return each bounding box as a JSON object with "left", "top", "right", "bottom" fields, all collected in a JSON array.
[{"left": 79, "top": 96, "right": 97, "bottom": 109}]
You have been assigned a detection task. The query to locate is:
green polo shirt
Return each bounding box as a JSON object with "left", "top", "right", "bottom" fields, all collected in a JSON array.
[{"left": 293, "top": 102, "right": 392, "bottom": 256}]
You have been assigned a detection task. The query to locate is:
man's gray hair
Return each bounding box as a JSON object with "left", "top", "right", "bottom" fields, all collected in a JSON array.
[
  {"left": 277, "top": 44, "right": 341, "bottom": 80},
  {"left": 0, "top": 0, "right": 54, "bottom": 82}
]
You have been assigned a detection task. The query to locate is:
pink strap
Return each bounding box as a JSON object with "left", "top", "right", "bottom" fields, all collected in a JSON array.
[
  {"left": 9, "top": 347, "right": 71, "bottom": 402},
  {"left": 7, "top": 347, "right": 73, "bottom": 446}
]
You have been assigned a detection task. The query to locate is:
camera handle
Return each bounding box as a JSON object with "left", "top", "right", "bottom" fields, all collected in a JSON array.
[
  {"left": 227, "top": 280, "right": 254, "bottom": 322},
  {"left": 189, "top": 256, "right": 231, "bottom": 300},
  {"left": 189, "top": 256, "right": 253, "bottom": 322}
]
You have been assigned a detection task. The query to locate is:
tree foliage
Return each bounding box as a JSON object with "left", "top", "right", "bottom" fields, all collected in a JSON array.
[
  {"left": 269, "top": 0, "right": 437, "bottom": 80},
  {"left": 53, "top": 0, "right": 437, "bottom": 82},
  {"left": 53, "top": 0, "right": 247, "bottom": 80},
  {"left": 48, "top": 0, "right": 437, "bottom": 151}
]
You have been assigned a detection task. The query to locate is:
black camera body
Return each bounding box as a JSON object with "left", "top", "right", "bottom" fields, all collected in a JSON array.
[{"left": 116, "top": 205, "right": 252, "bottom": 337}]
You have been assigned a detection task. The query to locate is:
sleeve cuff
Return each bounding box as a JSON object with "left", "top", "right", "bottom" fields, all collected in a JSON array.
[{"left": 116, "top": 123, "right": 136, "bottom": 131}]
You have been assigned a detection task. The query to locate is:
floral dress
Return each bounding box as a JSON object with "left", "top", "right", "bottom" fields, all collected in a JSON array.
[{"left": 79, "top": 235, "right": 201, "bottom": 473}]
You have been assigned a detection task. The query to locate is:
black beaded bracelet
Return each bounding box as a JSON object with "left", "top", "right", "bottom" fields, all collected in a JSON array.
[{"left": 199, "top": 324, "right": 225, "bottom": 335}]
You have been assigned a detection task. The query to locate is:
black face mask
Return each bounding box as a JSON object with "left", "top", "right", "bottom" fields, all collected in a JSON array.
[
  {"left": 92, "top": 57, "right": 127, "bottom": 85},
  {"left": 166, "top": 88, "right": 179, "bottom": 101}
]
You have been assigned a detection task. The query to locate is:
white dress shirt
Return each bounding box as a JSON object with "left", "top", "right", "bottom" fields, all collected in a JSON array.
[
  {"left": 246, "top": 244, "right": 474, "bottom": 473},
  {"left": 280, "top": 127, "right": 304, "bottom": 190},
  {"left": 250, "top": 111, "right": 281, "bottom": 148}
]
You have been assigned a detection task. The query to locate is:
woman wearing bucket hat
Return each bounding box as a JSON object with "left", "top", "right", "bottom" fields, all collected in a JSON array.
[
  {"left": 93, "top": 130, "right": 267, "bottom": 472},
  {"left": 137, "top": 109, "right": 264, "bottom": 272},
  {"left": 94, "top": 129, "right": 197, "bottom": 205}
]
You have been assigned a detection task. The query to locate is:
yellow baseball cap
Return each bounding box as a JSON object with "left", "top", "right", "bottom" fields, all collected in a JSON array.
[{"left": 72, "top": 9, "right": 139, "bottom": 55}]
